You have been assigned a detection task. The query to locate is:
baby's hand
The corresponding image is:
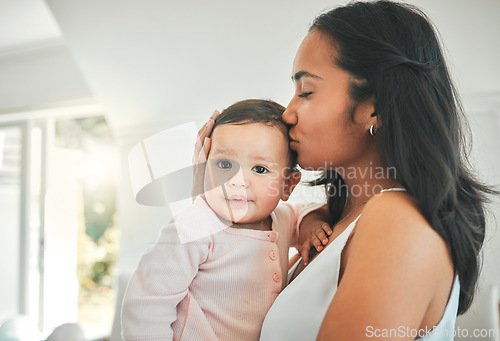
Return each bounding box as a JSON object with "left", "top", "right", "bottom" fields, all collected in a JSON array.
[
  {"left": 298, "top": 223, "right": 332, "bottom": 265},
  {"left": 297, "top": 206, "right": 331, "bottom": 265}
]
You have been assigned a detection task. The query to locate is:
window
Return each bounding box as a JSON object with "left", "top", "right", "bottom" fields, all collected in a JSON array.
[{"left": 0, "top": 104, "right": 118, "bottom": 339}]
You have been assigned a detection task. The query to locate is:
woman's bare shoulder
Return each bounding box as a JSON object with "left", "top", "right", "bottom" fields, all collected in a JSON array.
[
  {"left": 351, "top": 189, "right": 453, "bottom": 287},
  {"left": 358, "top": 190, "right": 437, "bottom": 243}
]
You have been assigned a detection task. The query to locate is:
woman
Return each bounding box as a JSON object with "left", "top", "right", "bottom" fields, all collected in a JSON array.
[{"left": 196, "top": 1, "right": 496, "bottom": 340}]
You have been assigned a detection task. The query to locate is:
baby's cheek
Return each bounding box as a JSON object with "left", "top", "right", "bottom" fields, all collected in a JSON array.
[
  {"left": 204, "top": 187, "right": 227, "bottom": 214},
  {"left": 205, "top": 185, "right": 250, "bottom": 223},
  {"left": 267, "top": 181, "right": 283, "bottom": 198},
  {"left": 256, "top": 179, "right": 283, "bottom": 206}
]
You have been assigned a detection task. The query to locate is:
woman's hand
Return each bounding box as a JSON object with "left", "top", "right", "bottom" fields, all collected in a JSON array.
[
  {"left": 297, "top": 205, "right": 332, "bottom": 265},
  {"left": 192, "top": 110, "right": 220, "bottom": 201}
]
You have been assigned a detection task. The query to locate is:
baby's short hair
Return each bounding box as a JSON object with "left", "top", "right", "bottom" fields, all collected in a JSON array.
[{"left": 211, "top": 99, "right": 297, "bottom": 171}]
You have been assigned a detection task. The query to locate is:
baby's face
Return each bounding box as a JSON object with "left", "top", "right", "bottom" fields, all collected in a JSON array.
[{"left": 204, "top": 123, "right": 292, "bottom": 225}]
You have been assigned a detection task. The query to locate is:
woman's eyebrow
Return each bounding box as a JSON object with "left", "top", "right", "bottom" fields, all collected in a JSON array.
[{"left": 292, "top": 70, "right": 323, "bottom": 82}]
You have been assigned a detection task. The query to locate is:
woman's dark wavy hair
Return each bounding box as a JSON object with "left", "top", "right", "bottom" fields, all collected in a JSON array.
[{"left": 309, "top": 0, "right": 498, "bottom": 314}]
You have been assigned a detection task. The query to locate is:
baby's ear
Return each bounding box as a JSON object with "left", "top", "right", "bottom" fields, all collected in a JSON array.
[{"left": 281, "top": 170, "right": 301, "bottom": 201}]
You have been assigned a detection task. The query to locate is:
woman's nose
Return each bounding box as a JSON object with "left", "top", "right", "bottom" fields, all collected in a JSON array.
[{"left": 282, "top": 99, "right": 297, "bottom": 125}]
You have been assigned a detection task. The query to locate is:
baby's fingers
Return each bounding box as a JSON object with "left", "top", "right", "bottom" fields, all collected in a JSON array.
[
  {"left": 315, "top": 228, "right": 329, "bottom": 246},
  {"left": 321, "top": 223, "right": 332, "bottom": 236},
  {"left": 311, "top": 234, "right": 324, "bottom": 252}
]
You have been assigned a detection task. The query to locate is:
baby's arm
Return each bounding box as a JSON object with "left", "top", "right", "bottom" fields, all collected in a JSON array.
[
  {"left": 121, "top": 224, "right": 210, "bottom": 341},
  {"left": 280, "top": 202, "right": 328, "bottom": 264}
]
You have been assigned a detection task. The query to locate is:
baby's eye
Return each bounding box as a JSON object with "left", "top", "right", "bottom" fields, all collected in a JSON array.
[
  {"left": 298, "top": 92, "right": 312, "bottom": 98},
  {"left": 216, "top": 160, "right": 232, "bottom": 169},
  {"left": 252, "top": 166, "right": 269, "bottom": 174}
]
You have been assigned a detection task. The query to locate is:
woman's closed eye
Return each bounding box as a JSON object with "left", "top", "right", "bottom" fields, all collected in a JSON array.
[
  {"left": 298, "top": 92, "right": 312, "bottom": 98},
  {"left": 252, "top": 165, "right": 269, "bottom": 174}
]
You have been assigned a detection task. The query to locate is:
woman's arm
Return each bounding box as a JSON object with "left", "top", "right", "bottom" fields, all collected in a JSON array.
[{"left": 317, "top": 192, "right": 454, "bottom": 341}]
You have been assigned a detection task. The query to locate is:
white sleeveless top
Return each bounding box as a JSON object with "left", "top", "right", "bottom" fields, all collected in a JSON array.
[{"left": 260, "top": 188, "right": 460, "bottom": 341}]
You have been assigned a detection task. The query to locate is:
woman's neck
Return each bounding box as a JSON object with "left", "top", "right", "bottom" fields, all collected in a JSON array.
[{"left": 336, "top": 158, "right": 400, "bottom": 206}]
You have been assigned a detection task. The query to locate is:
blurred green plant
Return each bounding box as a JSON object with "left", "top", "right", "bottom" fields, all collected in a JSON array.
[
  {"left": 83, "top": 183, "right": 116, "bottom": 243},
  {"left": 56, "top": 116, "right": 118, "bottom": 320},
  {"left": 77, "top": 211, "right": 118, "bottom": 298}
]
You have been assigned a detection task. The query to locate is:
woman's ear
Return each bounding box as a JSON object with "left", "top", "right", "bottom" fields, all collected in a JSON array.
[
  {"left": 281, "top": 170, "right": 302, "bottom": 201},
  {"left": 370, "top": 110, "right": 381, "bottom": 134},
  {"left": 355, "top": 96, "right": 378, "bottom": 130},
  {"left": 367, "top": 97, "right": 380, "bottom": 129}
]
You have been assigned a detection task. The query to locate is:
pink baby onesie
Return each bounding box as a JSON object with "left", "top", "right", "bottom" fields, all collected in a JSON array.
[{"left": 122, "top": 196, "right": 321, "bottom": 341}]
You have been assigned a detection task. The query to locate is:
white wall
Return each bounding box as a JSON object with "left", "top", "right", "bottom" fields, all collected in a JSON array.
[
  {"left": 0, "top": 44, "right": 92, "bottom": 112},
  {"left": 45, "top": 0, "right": 343, "bottom": 130},
  {"left": 469, "top": 105, "right": 500, "bottom": 287},
  {"left": 416, "top": 0, "right": 500, "bottom": 96}
]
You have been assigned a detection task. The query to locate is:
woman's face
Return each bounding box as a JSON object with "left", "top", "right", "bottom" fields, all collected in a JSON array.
[{"left": 283, "top": 30, "right": 375, "bottom": 171}]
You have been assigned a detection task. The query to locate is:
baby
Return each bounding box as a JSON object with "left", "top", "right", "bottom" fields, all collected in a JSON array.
[{"left": 121, "top": 99, "right": 322, "bottom": 341}]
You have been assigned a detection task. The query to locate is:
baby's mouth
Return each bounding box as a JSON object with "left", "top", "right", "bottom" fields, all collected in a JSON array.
[
  {"left": 228, "top": 195, "right": 248, "bottom": 202},
  {"left": 227, "top": 195, "right": 249, "bottom": 207}
]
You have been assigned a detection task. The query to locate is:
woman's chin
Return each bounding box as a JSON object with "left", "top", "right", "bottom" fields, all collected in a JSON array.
[{"left": 296, "top": 157, "right": 324, "bottom": 171}]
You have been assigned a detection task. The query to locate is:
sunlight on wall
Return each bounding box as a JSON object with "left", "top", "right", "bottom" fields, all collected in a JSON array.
[{"left": 43, "top": 148, "right": 80, "bottom": 331}]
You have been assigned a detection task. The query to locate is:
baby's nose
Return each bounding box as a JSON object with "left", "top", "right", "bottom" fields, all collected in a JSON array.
[{"left": 229, "top": 170, "right": 248, "bottom": 188}]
